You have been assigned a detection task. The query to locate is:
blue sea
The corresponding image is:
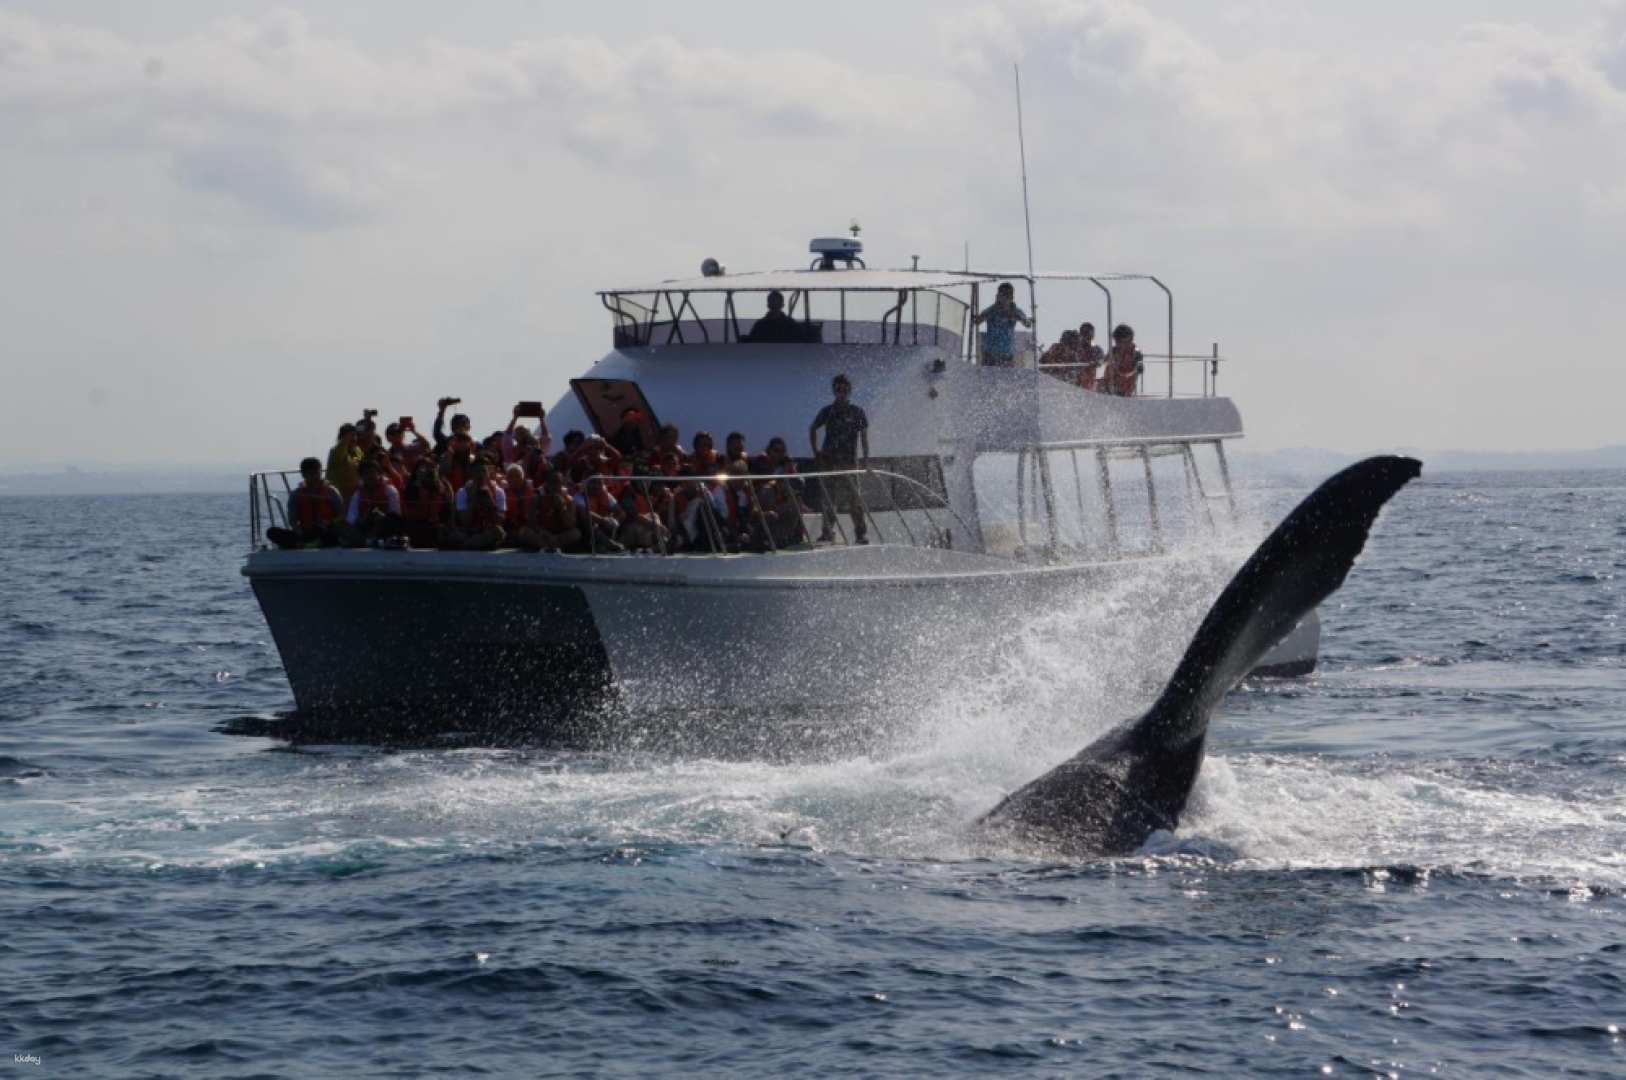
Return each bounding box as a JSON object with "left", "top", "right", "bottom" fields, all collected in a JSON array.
[{"left": 3, "top": 470, "right": 1624, "bottom": 1077}]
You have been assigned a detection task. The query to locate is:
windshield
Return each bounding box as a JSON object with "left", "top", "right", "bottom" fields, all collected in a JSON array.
[{"left": 603, "top": 287, "right": 969, "bottom": 354}]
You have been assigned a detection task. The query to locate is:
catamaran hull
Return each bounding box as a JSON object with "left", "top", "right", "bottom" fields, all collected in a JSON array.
[{"left": 244, "top": 549, "right": 1320, "bottom": 751}]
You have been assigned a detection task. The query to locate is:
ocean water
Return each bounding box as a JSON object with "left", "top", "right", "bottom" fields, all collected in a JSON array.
[{"left": 2, "top": 470, "right": 1624, "bottom": 1077}]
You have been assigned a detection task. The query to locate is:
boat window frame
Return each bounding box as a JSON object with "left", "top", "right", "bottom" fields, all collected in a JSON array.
[{"left": 601, "top": 284, "right": 972, "bottom": 355}]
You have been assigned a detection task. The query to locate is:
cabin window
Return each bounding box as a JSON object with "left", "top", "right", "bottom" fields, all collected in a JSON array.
[{"left": 974, "top": 441, "right": 1235, "bottom": 558}]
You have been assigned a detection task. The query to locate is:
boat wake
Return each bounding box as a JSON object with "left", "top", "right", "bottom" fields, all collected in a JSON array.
[{"left": 26, "top": 535, "right": 1626, "bottom": 892}]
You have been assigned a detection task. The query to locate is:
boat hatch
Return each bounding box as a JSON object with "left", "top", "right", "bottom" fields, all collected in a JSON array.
[{"left": 570, "top": 378, "right": 661, "bottom": 442}]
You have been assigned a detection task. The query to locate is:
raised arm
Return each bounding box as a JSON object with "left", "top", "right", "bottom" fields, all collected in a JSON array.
[{"left": 432, "top": 398, "right": 451, "bottom": 451}]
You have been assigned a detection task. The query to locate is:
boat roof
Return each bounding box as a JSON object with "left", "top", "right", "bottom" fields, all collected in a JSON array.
[
  {"left": 599, "top": 268, "right": 1166, "bottom": 296},
  {"left": 601, "top": 268, "right": 998, "bottom": 296}
]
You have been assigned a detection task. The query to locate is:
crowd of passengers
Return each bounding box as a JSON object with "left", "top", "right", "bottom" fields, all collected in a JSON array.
[
  {"left": 266, "top": 375, "right": 873, "bottom": 554},
  {"left": 976, "top": 281, "right": 1145, "bottom": 393}
]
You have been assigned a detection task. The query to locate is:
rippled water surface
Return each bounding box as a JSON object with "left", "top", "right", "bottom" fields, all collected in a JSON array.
[{"left": 3, "top": 470, "right": 1625, "bottom": 1077}]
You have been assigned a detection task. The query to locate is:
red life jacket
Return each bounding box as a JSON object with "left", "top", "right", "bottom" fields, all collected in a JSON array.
[
  {"left": 400, "top": 483, "right": 445, "bottom": 525},
  {"left": 292, "top": 483, "right": 340, "bottom": 528},
  {"left": 465, "top": 487, "right": 501, "bottom": 532},
  {"left": 1107, "top": 346, "right": 1139, "bottom": 395},
  {"left": 584, "top": 488, "right": 616, "bottom": 518},
  {"left": 505, "top": 481, "right": 533, "bottom": 529},
  {"left": 356, "top": 482, "right": 394, "bottom": 520},
  {"left": 536, "top": 493, "right": 576, "bottom": 534}
]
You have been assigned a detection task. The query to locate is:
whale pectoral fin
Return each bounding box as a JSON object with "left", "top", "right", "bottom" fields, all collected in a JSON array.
[{"left": 978, "top": 455, "right": 1422, "bottom": 859}]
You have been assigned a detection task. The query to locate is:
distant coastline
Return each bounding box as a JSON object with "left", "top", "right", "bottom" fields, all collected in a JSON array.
[{"left": 3, "top": 446, "right": 1625, "bottom": 496}]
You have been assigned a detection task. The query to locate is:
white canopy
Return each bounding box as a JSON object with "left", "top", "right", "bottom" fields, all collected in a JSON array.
[{"left": 600, "top": 268, "right": 1003, "bottom": 296}]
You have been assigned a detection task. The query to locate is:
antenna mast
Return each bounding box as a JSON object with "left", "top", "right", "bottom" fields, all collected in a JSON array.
[{"left": 1014, "top": 63, "right": 1038, "bottom": 356}]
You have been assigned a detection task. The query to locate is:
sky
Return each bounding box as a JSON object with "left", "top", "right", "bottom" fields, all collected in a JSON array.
[{"left": 1, "top": 0, "right": 1622, "bottom": 467}]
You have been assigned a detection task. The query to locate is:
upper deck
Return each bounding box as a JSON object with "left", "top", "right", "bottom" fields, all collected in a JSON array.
[{"left": 597, "top": 245, "right": 1227, "bottom": 401}]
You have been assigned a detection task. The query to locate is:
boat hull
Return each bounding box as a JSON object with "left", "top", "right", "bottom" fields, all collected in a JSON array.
[{"left": 244, "top": 548, "right": 1319, "bottom": 752}]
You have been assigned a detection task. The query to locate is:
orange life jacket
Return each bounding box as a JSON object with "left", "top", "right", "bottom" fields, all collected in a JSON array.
[{"left": 291, "top": 483, "right": 340, "bottom": 528}]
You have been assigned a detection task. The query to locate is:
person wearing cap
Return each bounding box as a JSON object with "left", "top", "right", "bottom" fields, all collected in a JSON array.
[
  {"left": 746, "top": 289, "right": 802, "bottom": 343},
  {"left": 808, "top": 374, "right": 870, "bottom": 544}
]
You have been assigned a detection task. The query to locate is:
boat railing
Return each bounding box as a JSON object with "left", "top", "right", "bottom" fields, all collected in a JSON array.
[
  {"left": 248, "top": 466, "right": 970, "bottom": 555},
  {"left": 1036, "top": 344, "right": 1227, "bottom": 398}
]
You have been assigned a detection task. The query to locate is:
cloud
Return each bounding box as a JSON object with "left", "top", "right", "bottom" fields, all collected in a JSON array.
[
  {"left": 0, "top": 9, "right": 969, "bottom": 228},
  {"left": 4, "top": 1, "right": 1626, "bottom": 461}
]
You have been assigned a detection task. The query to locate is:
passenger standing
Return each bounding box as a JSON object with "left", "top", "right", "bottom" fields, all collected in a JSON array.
[
  {"left": 1077, "top": 322, "right": 1105, "bottom": 391},
  {"left": 429, "top": 396, "right": 466, "bottom": 456},
  {"left": 971, "top": 282, "right": 1032, "bottom": 367},
  {"left": 610, "top": 407, "right": 650, "bottom": 459},
  {"left": 808, "top": 374, "right": 870, "bottom": 544},
  {"left": 1104, "top": 323, "right": 1143, "bottom": 397},
  {"left": 1040, "top": 329, "right": 1082, "bottom": 383},
  {"left": 326, "top": 424, "right": 364, "bottom": 501}
]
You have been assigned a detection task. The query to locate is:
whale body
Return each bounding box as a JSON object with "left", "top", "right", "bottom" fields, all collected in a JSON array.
[{"left": 978, "top": 455, "right": 1422, "bottom": 857}]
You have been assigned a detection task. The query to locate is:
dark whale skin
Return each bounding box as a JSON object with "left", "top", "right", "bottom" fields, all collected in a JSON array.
[{"left": 978, "top": 455, "right": 1423, "bottom": 857}]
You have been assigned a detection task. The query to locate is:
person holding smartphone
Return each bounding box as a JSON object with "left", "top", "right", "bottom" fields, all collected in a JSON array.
[{"left": 504, "top": 401, "right": 552, "bottom": 464}]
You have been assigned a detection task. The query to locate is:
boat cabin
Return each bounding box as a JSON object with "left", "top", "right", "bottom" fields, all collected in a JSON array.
[{"left": 543, "top": 237, "right": 1244, "bottom": 557}]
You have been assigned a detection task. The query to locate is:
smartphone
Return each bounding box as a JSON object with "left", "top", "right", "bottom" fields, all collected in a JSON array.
[
  {"left": 515, "top": 401, "right": 545, "bottom": 418},
  {"left": 399, "top": 416, "right": 413, "bottom": 430}
]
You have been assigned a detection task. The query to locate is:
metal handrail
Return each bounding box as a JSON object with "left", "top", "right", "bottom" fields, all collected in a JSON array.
[
  {"left": 246, "top": 466, "right": 967, "bottom": 555},
  {"left": 1037, "top": 350, "right": 1226, "bottom": 398}
]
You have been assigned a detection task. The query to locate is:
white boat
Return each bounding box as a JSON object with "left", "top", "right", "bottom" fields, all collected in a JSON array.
[{"left": 243, "top": 235, "right": 1317, "bottom": 749}]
